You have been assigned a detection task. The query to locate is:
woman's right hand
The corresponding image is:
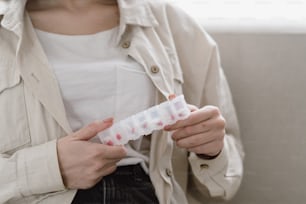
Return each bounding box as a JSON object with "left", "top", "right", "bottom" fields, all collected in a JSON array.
[{"left": 57, "top": 118, "right": 127, "bottom": 189}]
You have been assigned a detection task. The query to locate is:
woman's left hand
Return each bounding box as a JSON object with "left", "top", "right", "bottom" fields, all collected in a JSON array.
[{"left": 164, "top": 105, "right": 226, "bottom": 157}]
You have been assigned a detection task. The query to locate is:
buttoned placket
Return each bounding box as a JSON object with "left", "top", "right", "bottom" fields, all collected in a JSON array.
[
  {"left": 118, "top": 29, "right": 176, "bottom": 204},
  {"left": 1, "top": 0, "right": 190, "bottom": 203}
]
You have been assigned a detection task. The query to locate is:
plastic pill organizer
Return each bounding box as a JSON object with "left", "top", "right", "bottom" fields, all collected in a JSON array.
[{"left": 98, "top": 95, "right": 190, "bottom": 145}]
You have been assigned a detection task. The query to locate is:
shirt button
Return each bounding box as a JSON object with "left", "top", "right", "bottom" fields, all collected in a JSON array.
[
  {"left": 122, "top": 41, "right": 131, "bottom": 49},
  {"left": 200, "top": 164, "right": 209, "bottom": 169},
  {"left": 166, "top": 168, "right": 172, "bottom": 177},
  {"left": 150, "top": 65, "right": 160, "bottom": 74}
]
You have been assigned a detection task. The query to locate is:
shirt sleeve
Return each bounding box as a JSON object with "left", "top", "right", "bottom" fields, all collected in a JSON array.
[
  {"left": 0, "top": 140, "right": 66, "bottom": 203},
  {"left": 189, "top": 134, "right": 243, "bottom": 200},
  {"left": 188, "top": 43, "right": 244, "bottom": 200},
  {"left": 164, "top": 2, "right": 245, "bottom": 201}
]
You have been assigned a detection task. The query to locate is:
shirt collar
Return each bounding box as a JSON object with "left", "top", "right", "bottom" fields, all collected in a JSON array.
[
  {"left": 0, "top": 0, "right": 27, "bottom": 36},
  {"left": 118, "top": 0, "right": 158, "bottom": 27}
]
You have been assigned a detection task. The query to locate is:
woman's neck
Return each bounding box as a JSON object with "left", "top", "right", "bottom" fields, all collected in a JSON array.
[
  {"left": 26, "top": 0, "right": 117, "bottom": 11},
  {"left": 26, "top": 0, "right": 119, "bottom": 35}
]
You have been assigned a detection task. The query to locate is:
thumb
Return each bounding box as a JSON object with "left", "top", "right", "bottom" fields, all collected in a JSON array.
[
  {"left": 187, "top": 104, "right": 199, "bottom": 112},
  {"left": 73, "top": 118, "right": 113, "bottom": 141}
]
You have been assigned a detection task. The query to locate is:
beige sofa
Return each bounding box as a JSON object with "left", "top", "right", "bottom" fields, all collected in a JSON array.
[
  {"left": 207, "top": 30, "right": 306, "bottom": 204},
  {"left": 174, "top": 1, "right": 306, "bottom": 201}
]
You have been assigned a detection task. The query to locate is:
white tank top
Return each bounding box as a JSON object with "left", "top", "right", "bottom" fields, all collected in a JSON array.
[{"left": 35, "top": 27, "right": 156, "bottom": 171}]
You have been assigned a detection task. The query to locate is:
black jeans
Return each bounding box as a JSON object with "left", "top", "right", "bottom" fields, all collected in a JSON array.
[{"left": 71, "top": 164, "right": 159, "bottom": 204}]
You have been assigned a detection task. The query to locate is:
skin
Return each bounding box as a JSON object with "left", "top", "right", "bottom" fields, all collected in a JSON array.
[
  {"left": 26, "top": 0, "right": 119, "bottom": 35},
  {"left": 165, "top": 95, "right": 225, "bottom": 156},
  {"left": 164, "top": 104, "right": 225, "bottom": 156},
  {"left": 57, "top": 118, "right": 127, "bottom": 189},
  {"left": 26, "top": 0, "right": 225, "bottom": 190}
]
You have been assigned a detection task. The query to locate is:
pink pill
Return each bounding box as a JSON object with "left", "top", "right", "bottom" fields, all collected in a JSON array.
[
  {"left": 171, "top": 115, "right": 175, "bottom": 120},
  {"left": 157, "top": 121, "right": 163, "bottom": 126},
  {"left": 116, "top": 134, "right": 122, "bottom": 140},
  {"left": 131, "top": 127, "right": 135, "bottom": 133}
]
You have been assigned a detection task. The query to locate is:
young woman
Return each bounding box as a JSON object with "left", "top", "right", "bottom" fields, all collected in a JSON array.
[{"left": 0, "top": 0, "right": 244, "bottom": 203}]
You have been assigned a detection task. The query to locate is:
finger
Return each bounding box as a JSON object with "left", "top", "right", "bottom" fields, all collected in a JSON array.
[
  {"left": 98, "top": 144, "right": 127, "bottom": 160},
  {"left": 172, "top": 115, "right": 225, "bottom": 140},
  {"left": 96, "top": 160, "right": 119, "bottom": 173},
  {"left": 171, "top": 121, "right": 212, "bottom": 141},
  {"left": 74, "top": 118, "right": 113, "bottom": 141},
  {"left": 100, "top": 164, "right": 117, "bottom": 177},
  {"left": 80, "top": 164, "right": 118, "bottom": 189},
  {"left": 187, "top": 140, "right": 224, "bottom": 155},
  {"left": 175, "top": 131, "right": 216, "bottom": 149},
  {"left": 165, "top": 106, "right": 218, "bottom": 131},
  {"left": 187, "top": 104, "right": 199, "bottom": 112}
]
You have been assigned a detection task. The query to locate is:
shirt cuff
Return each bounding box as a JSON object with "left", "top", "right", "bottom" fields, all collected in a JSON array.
[
  {"left": 188, "top": 148, "right": 228, "bottom": 197},
  {"left": 188, "top": 133, "right": 244, "bottom": 199},
  {"left": 17, "top": 140, "right": 66, "bottom": 196}
]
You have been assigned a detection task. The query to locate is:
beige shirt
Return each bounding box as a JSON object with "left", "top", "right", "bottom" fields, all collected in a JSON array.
[
  {"left": 0, "top": 0, "right": 244, "bottom": 204},
  {"left": 35, "top": 27, "right": 155, "bottom": 171}
]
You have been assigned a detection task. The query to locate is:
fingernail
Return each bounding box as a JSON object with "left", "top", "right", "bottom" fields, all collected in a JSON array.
[
  {"left": 103, "top": 117, "right": 113, "bottom": 123},
  {"left": 168, "top": 94, "right": 176, "bottom": 100},
  {"left": 164, "top": 125, "right": 171, "bottom": 131}
]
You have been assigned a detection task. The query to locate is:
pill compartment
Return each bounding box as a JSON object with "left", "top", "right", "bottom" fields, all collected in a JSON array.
[
  {"left": 101, "top": 132, "right": 115, "bottom": 146},
  {"left": 146, "top": 105, "right": 164, "bottom": 130},
  {"left": 98, "top": 95, "right": 190, "bottom": 145},
  {"left": 98, "top": 128, "right": 112, "bottom": 144},
  {"left": 131, "top": 113, "right": 145, "bottom": 137},
  {"left": 111, "top": 123, "right": 129, "bottom": 145},
  {"left": 133, "top": 111, "right": 152, "bottom": 136},
  {"left": 121, "top": 117, "right": 138, "bottom": 140},
  {"left": 171, "top": 95, "right": 190, "bottom": 120},
  {"left": 159, "top": 101, "right": 177, "bottom": 125}
]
